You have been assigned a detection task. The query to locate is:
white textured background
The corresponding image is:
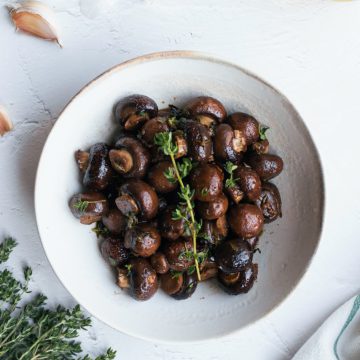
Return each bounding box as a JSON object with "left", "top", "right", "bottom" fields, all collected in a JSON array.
[{"left": 1, "top": 0, "right": 360, "bottom": 359}]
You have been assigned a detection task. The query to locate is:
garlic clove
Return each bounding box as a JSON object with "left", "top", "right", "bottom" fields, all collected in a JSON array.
[
  {"left": 8, "top": 1, "right": 62, "bottom": 47},
  {"left": 0, "top": 106, "right": 13, "bottom": 136}
]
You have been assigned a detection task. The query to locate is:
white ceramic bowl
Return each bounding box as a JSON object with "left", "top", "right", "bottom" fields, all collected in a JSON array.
[{"left": 35, "top": 51, "right": 324, "bottom": 342}]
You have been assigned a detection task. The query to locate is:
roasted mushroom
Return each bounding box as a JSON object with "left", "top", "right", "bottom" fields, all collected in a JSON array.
[
  {"left": 228, "top": 204, "right": 264, "bottom": 239},
  {"left": 100, "top": 235, "right": 129, "bottom": 266},
  {"left": 215, "top": 238, "right": 253, "bottom": 273},
  {"left": 163, "top": 240, "right": 194, "bottom": 271},
  {"left": 69, "top": 192, "right": 108, "bottom": 224},
  {"left": 245, "top": 153, "right": 284, "bottom": 181},
  {"left": 115, "top": 180, "right": 159, "bottom": 220},
  {"left": 83, "top": 143, "right": 113, "bottom": 191},
  {"left": 160, "top": 271, "right": 184, "bottom": 295},
  {"left": 184, "top": 96, "right": 227, "bottom": 127},
  {"left": 109, "top": 137, "right": 150, "bottom": 179},
  {"left": 227, "top": 113, "right": 260, "bottom": 146},
  {"left": 124, "top": 223, "right": 161, "bottom": 257},
  {"left": 180, "top": 120, "right": 212, "bottom": 162},
  {"left": 127, "top": 258, "right": 158, "bottom": 301},
  {"left": 148, "top": 161, "right": 178, "bottom": 194},
  {"left": 225, "top": 184, "right": 244, "bottom": 204},
  {"left": 214, "top": 123, "right": 246, "bottom": 163},
  {"left": 102, "top": 208, "right": 127, "bottom": 234},
  {"left": 189, "top": 163, "right": 224, "bottom": 202},
  {"left": 218, "top": 263, "right": 258, "bottom": 295},
  {"left": 234, "top": 165, "right": 262, "bottom": 201},
  {"left": 196, "top": 193, "right": 229, "bottom": 220},
  {"left": 150, "top": 252, "right": 170, "bottom": 274},
  {"left": 159, "top": 206, "right": 185, "bottom": 241},
  {"left": 171, "top": 272, "right": 198, "bottom": 300},
  {"left": 201, "top": 216, "right": 228, "bottom": 246},
  {"left": 114, "top": 94, "right": 158, "bottom": 131},
  {"left": 252, "top": 139, "right": 269, "bottom": 155},
  {"left": 141, "top": 116, "right": 170, "bottom": 147},
  {"left": 255, "top": 182, "right": 282, "bottom": 223}
]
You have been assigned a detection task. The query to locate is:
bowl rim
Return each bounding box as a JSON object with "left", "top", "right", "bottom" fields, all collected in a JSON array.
[{"left": 34, "top": 50, "right": 325, "bottom": 344}]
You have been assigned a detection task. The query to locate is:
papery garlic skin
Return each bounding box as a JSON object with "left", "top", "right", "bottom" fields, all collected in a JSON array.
[
  {"left": 8, "top": 1, "right": 62, "bottom": 46},
  {"left": 0, "top": 106, "right": 13, "bottom": 136}
]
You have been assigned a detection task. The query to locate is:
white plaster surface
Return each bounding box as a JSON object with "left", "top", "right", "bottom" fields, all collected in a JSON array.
[{"left": 1, "top": 0, "right": 360, "bottom": 358}]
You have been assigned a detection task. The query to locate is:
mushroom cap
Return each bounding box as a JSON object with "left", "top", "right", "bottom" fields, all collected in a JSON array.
[
  {"left": 160, "top": 272, "right": 184, "bottom": 295},
  {"left": 245, "top": 153, "right": 284, "bottom": 181},
  {"left": 124, "top": 223, "right": 161, "bottom": 257},
  {"left": 147, "top": 161, "right": 178, "bottom": 194},
  {"left": 255, "top": 182, "right": 282, "bottom": 223},
  {"left": 228, "top": 203, "right": 264, "bottom": 239},
  {"left": 128, "top": 258, "right": 158, "bottom": 301},
  {"left": 150, "top": 252, "right": 170, "bottom": 274},
  {"left": 100, "top": 235, "right": 129, "bottom": 266},
  {"left": 163, "top": 239, "right": 194, "bottom": 271},
  {"left": 234, "top": 165, "right": 262, "bottom": 201},
  {"left": 118, "top": 180, "right": 159, "bottom": 220},
  {"left": 114, "top": 94, "right": 158, "bottom": 131},
  {"left": 159, "top": 205, "right": 185, "bottom": 241},
  {"left": 189, "top": 163, "right": 224, "bottom": 202},
  {"left": 215, "top": 238, "right": 253, "bottom": 273},
  {"left": 196, "top": 193, "right": 229, "bottom": 220},
  {"left": 102, "top": 208, "right": 127, "bottom": 235},
  {"left": 227, "top": 112, "right": 260, "bottom": 146},
  {"left": 184, "top": 96, "right": 227, "bottom": 123},
  {"left": 141, "top": 116, "right": 169, "bottom": 147},
  {"left": 111, "top": 136, "right": 150, "bottom": 178},
  {"left": 83, "top": 143, "right": 113, "bottom": 191},
  {"left": 214, "top": 123, "right": 243, "bottom": 163},
  {"left": 171, "top": 272, "right": 198, "bottom": 300}
]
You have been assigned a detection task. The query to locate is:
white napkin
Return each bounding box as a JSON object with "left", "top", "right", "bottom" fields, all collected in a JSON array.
[{"left": 293, "top": 295, "right": 360, "bottom": 360}]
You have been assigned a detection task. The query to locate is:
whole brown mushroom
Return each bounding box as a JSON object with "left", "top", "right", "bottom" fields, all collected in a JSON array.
[
  {"left": 83, "top": 143, "right": 113, "bottom": 191},
  {"left": 163, "top": 240, "right": 194, "bottom": 271},
  {"left": 150, "top": 252, "right": 170, "bottom": 274},
  {"left": 109, "top": 137, "right": 150, "bottom": 179},
  {"left": 228, "top": 204, "right": 264, "bottom": 239},
  {"left": 189, "top": 163, "right": 224, "bottom": 202},
  {"left": 184, "top": 96, "right": 227, "bottom": 127},
  {"left": 124, "top": 223, "right": 161, "bottom": 257},
  {"left": 201, "top": 216, "right": 228, "bottom": 246},
  {"left": 245, "top": 153, "right": 284, "bottom": 181},
  {"left": 227, "top": 113, "right": 260, "bottom": 146},
  {"left": 255, "top": 182, "right": 282, "bottom": 223},
  {"left": 148, "top": 161, "right": 178, "bottom": 194},
  {"left": 114, "top": 94, "right": 158, "bottom": 131},
  {"left": 234, "top": 165, "right": 262, "bottom": 201},
  {"left": 115, "top": 180, "right": 159, "bottom": 220},
  {"left": 69, "top": 192, "right": 108, "bottom": 224},
  {"left": 196, "top": 193, "right": 229, "bottom": 220},
  {"left": 141, "top": 116, "right": 170, "bottom": 147},
  {"left": 159, "top": 206, "right": 185, "bottom": 241},
  {"left": 102, "top": 208, "right": 127, "bottom": 234},
  {"left": 100, "top": 235, "right": 129, "bottom": 266},
  {"left": 128, "top": 258, "right": 158, "bottom": 301}
]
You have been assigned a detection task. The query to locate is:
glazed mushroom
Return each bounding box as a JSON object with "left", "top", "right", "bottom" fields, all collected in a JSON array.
[
  {"left": 245, "top": 153, "right": 284, "bottom": 181},
  {"left": 218, "top": 263, "right": 258, "bottom": 295},
  {"left": 180, "top": 120, "right": 212, "bottom": 162},
  {"left": 163, "top": 239, "right": 194, "bottom": 271},
  {"left": 109, "top": 137, "right": 150, "bottom": 179},
  {"left": 115, "top": 180, "right": 159, "bottom": 220},
  {"left": 228, "top": 204, "right": 264, "bottom": 239},
  {"left": 148, "top": 161, "right": 178, "bottom": 193},
  {"left": 160, "top": 271, "right": 184, "bottom": 295},
  {"left": 214, "top": 238, "right": 253, "bottom": 273},
  {"left": 214, "top": 123, "right": 246, "bottom": 163},
  {"left": 124, "top": 223, "right": 161, "bottom": 257},
  {"left": 83, "top": 143, "right": 113, "bottom": 191},
  {"left": 252, "top": 139, "right": 269, "bottom": 155},
  {"left": 227, "top": 113, "right": 260, "bottom": 146},
  {"left": 150, "top": 252, "right": 170, "bottom": 274},
  {"left": 171, "top": 272, "right": 198, "bottom": 300},
  {"left": 69, "top": 192, "right": 108, "bottom": 224},
  {"left": 184, "top": 96, "right": 227, "bottom": 126},
  {"left": 255, "top": 182, "right": 282, "bottom": 223},
  {"left": 189, "top": 163, "right": 224, "bottom": 202},
  {"left": 196, "top": 193, "right": 229, "bottom": 220},
  {"left": 141, "top": 116, "right": 170, "bottom": 147},
  {"left": 114, "top": 94, "right": 158, "bottom": 131},
  {"left": 75, "top": 150, "right": 89, "bottom": 173},
  {"left": 127, "top": 258, "right": 158, "bottom": 301},
  {"left": 159, "top": 206, "right": 185, "bottom": 241},
  {"left": 100, "top": 235, "right": 129, "bottom": 266},
  {"left": 102, "top": 208, "right": 127, "bottom": 235},
  {"left": 225, "top": 184, "right": 244, "bottom": 204},
  {"left": 234, "top": 165, "right": 262, "bottom": 201}
]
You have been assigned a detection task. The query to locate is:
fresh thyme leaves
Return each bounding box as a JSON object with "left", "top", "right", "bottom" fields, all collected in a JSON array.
[
  {"left": 224, "top": 161, "right": 239, "bottom": 188},
  {"left": 164, "top": 167, "right": 177, "bottom": 184},
  {"left": 170, "top": 270, "right": 182, "bottom": 279},
  {"left": 92, "top": 222, "right": 109, "bottom": 238},
  {"left": 126, "top": 212, "right": 138, "bottom": 229},
  {"left": 187, "top": 265, "right": 196, "bottom": 275},
  {"left": 73, "top": 200, "right": 89, "bottom": 212},
  {"left": 0, "top": 237, "right": 116, "bottom": 360},
  {"left": 259, "top": 125, "right": 270, "bottom": 140},
  {"left": 155, "top": 131, "right": 202, "bottom": 281},
  {"left": 124, "top": 264, "right": 133, "bottom": 275}
]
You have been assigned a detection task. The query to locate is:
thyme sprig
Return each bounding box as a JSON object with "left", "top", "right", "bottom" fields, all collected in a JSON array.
[
  {"left": 224, "top": 161, "right": 239, "bottom": 188},
  {"left": 259, "top": 125, "right": 270, "bottom": 140},
  {"left": 154, "top": 132, "right": 202, "bottom": 281},
  {"left": 0, "top": 237, "right": 116, "bottom": 360}
]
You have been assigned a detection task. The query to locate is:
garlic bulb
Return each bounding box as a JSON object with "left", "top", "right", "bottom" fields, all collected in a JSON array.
[
  {"left": 8, "top": 1, "right": 62, "bottom": 46},
  {"left": 0, "top": 106, "right": 13, "bottom": 136}
]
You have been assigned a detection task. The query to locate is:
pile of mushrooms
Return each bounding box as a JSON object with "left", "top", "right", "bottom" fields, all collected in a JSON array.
[{"left": 69, "top": 94, "right": 284, "bottom": 301}]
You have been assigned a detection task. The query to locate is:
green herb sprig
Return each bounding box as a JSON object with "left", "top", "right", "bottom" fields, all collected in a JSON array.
[
  {"left": 224, "top": 161, "right": 239, "bottom": 188},
  {"left": 259, "top": 125, "right": 270, "bottom": 140},
  {"left": 154, "top": 132, "right": 202, "bottom": 281},
  {"left": 0, "top": 237, "right": 116, "bottom": 360}
]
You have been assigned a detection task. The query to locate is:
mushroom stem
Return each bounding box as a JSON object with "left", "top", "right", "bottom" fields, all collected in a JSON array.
[
  {"left": 232, "top": 130, "right": 247, "bottom": 153},
  {"left": 109, "top": 149, "right": 133, "bottom": 173},
  {"left": 196, "top": 115, "right": 214, "bottom": 127},
  {"left": 117, "top": 268, "right": 130, "bottom": 288},
  {"left": 75, "top": 150, "right": 89, "bottom": 173},
  {"left": 115, "top": 194, "right": 139, "bottom": 216},
  {"left": 174, "top": 132, "right": 187, "bottom": 159}
]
